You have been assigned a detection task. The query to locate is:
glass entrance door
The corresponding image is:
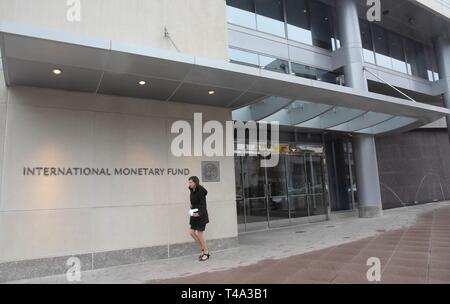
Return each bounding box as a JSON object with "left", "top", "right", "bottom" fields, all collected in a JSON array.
[
  {"left": 305, "top": 154, "right": 327, "bottom": 216},
  {"left": 235, "top": 145, "right": 328, "bottom": 232},
  {"left": 241, "top": 155, "right": 269, "bottom": 231},
  {"left": 266, "top": 155, "right": 290, "bottom": 228},
  {"left": 286, "top": 154, "right": 309, "bottom": 219}
]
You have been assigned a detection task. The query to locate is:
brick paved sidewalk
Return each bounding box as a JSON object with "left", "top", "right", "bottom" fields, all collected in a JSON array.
[{"left": 150, "top": 206, "right": 450, "bottom": 284}]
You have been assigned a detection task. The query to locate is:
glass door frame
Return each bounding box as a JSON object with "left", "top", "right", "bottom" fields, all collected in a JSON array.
[{"left": 236, "top": 139, "right": 331, "bottom": 233}]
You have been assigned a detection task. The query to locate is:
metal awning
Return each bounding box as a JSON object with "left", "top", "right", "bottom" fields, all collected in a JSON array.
[{"left": 1, "top": 22, "right": 448, "bottom": 136}]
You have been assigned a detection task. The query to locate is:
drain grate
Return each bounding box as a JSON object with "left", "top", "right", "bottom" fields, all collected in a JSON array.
[
  {"left": 326, "top": 225, "right": 336, "bottom": 228},
  {"left": 296, "top": 231, "right": 307, "bottom": 234}
]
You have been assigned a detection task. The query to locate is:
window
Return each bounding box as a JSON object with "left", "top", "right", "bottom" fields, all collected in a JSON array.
[
  {"left": 388, "top": 32, "right": 407, "bottom": 74},
  {"left": 331, "top": 11, "right": 341, "bottom": 51},
  {"left": 228, "top": 48, "right": 343, "bottom": 83},
  {"left": 286, "top": 0, "right": 335, "bottom": 50},
  {"left": 309, "top": 0, "right": 333, "bottom": 50},
  {"left": 226, "top": 0, "right": 256, "bottom": 29},
  {"left": 229, "top": 48, "right": 259, "bottom": 67},
  {"left": 372, "top": 25, "right": 392, "bottom": 70},
  {"left": 260, "top": 55, "right": 289, "bottom": 74},
  {"left": 405, "top": 39, "right": 428, "bottom": 79},
  {"left": 254, "top": 0, "right": 286, "bottom": 37},
  {"left": 425, "top": 47, "right": 440, "bottom": 82},
  {"left": 360, "top": 20, "right": 439, "bottom": 81},
  {"left": 360, "top": 19, "right": 375, "bottom": 64},
  {"left": 229, "top": 48, "right": 288, "bottom": 74},
  {"left": 226, "top": 0, "right": 339, "bottom": 51},
  {"left": 286, "top": 0, "right": 312, "bottom": 45},
  {"left": 291, "top": 62, "right": 340, "bottom": 84},
  {"left": 291, "top": 62, "right": 317, "bottom": 80}
]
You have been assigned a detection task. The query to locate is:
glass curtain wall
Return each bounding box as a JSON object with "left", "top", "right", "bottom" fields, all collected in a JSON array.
[
  {"left": 229, "top": 48, "right": 342, "bottom": 84},
  {"left": 227, "top": 0, "right": 339, "bottom": 51},
  {"left": 359, "top": 19, "right": 440, "bottom": 81},
  {"left": 291, "top": 62, "right": 342, "bottom": 85},
  {"left": 229, "top": 48, "right": 289, "bottom": 74},
  {"left": 254, "top": 0, "right": 286, "bottom": 37}
]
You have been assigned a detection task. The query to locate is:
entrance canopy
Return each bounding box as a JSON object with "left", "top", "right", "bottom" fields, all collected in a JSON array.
[{"left": 1, "top": 22, "right": 448, "bottom": 136}]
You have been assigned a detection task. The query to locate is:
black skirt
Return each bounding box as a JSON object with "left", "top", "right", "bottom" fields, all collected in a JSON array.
[{"left": 190, "top": 216, "right": 208, "bottom": 231}]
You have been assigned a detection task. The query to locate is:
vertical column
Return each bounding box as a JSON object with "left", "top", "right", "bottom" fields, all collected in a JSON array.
[
  {"left": 434, "top": 35, "right": 450, "bottom": 143},
  {"left": 337, "top": 0, "right": 383, "bottom": 217}
]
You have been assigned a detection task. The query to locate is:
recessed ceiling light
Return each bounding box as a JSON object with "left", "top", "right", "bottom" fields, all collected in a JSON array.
[
  {"left": 138, "top": 80, "right": 147, "bottom": 86},
  {"left": 52, "top": 68, "right": 62, "bottom": 75},
  {"left": 208, "top": 90, "right": 215, "bottom": 95}
]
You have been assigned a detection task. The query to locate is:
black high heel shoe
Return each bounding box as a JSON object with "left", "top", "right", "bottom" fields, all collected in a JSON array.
[
  {"left": 199, "top": 252, "right": 210, "bottom": 261},
  {"left": 198, "top": 250, "right": 204, "bottom": 260}
]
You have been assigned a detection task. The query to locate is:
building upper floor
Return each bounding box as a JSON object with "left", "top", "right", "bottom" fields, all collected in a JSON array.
[
  {"left": 1, "top": 0, "right": 449, "bottom": 135},
  {"left": 225, "top": 0, "right": 450, "bottom": 106}
]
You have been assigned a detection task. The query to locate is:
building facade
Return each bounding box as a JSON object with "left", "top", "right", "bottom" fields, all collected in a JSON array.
[{"left": 0, "top": 0, "right": 449, "bottom": 281}]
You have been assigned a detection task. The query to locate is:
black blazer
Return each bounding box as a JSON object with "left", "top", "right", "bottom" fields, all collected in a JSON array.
[{"left": 189, "top": 185, "right": 209, "bottom": 226}]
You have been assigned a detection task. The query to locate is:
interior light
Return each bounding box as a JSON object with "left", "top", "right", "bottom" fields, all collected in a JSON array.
[
  {"left": 208, "top": 90, "right": 215, "bottom": 95},
  {"left": 138, "top": 80, "right": 147, "bottom": 86}
]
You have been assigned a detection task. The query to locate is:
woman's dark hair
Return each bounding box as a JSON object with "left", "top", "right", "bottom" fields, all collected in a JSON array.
[{"left": 188, "top": 176, "right": 200, "bottom": 185}]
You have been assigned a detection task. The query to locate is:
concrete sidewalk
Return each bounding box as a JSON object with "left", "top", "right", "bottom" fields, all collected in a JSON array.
[{"left": 7, "top": 201, "right": 450, "bottom": 284}]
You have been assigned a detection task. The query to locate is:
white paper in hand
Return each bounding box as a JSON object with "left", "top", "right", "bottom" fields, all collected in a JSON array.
[{"left": 189, "top": 208, "right": 199, "bottom": 216}]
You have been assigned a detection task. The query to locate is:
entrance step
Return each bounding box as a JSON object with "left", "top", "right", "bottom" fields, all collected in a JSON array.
[{"left": 329, "top": 209, "right": 358, "bottom": 219}]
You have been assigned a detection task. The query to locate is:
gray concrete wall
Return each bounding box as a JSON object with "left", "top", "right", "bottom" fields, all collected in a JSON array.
[{"left": 376, "top": 129, "right": 450, "bottom": 209}]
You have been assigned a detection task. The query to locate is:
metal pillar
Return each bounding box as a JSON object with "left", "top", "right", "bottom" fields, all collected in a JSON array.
[
  {"left": 434, "top": 35, "right": 450, "bottom": 143},
  {"left": 337, "top": 0, "right": 383, "bottom": 217}
]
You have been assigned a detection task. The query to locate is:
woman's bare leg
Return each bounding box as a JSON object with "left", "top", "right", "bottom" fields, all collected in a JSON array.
[
  {"left": 195, "top": 231, "right": 209, "bottom": 256},
  {"left": 189, "top": 229, "right": 203, "bottom": 251}
]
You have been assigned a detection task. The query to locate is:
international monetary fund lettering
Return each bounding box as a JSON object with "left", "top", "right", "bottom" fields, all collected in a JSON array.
[{"left": 23, "top": 167, "right": 190, "bottom": 177}]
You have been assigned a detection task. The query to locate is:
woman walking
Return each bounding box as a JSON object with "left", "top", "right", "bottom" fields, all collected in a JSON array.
[{"left": 188, "top": 176, "right": 210, "bottom": 261}]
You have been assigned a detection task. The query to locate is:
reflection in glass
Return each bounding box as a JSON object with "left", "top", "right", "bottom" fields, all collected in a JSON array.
[
  {"left": 234, "top": 137, "right": 329, "bottom": 231},
  {"left": 226, "top": 0, "right": 256, "bottom": 29},
  {"left": 254, "top": 0, "right": 285, "bottom": 37},
  {"left": 405, "top": 39, "right": 428, "bottom": 79},
  {"left": 234, "top": 157, "right": 245, "bottom": 224},
  {"left": 360, "top": 19, "right": 375, "bottom": 64},
  {"left": 291, "top": 62, "right": 340, "bottom": 84},
  {"left": 286, "top": 0, "right": 312, "bottom": 45},
  {"left": 425, "top": 47, "right": 440, "bottom": 82},
  {"left": 229, "top": 48, "right": 259, "bottom": 67},
  {"left": 260, "top": 55, "right": 289, "bottom": 74},
  {"left": 388, "top": 32, "right": 407, "bottom": 73},
  {"left": 306, "top": 155, "right": 326, "bottom": 216},
  {"left": 243, "top": 156, "right": 268, "bottom": 224},
  {"left": 316, "top": 69, "right": 340, "bottom": 84},
  {"left": 266, "top": 155, "right": 290, "bottom": 224},
  {"left": 310, "top": 0, "right": 333, "bottom": 50},
  {"left": 360, "top": 19, "right": 439, "bottom": 81},
  {"left": 287, "top": 155, "right": 309, "bottom": 218},
  {"left": 372, "top": 25, "right": 392, "bottom": 70},
  {"left": 291, "top": 62, "right": 317, "bottom": 80},
  {"left": 229, "top": 48, "right": 289, "bottom": 74}
]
